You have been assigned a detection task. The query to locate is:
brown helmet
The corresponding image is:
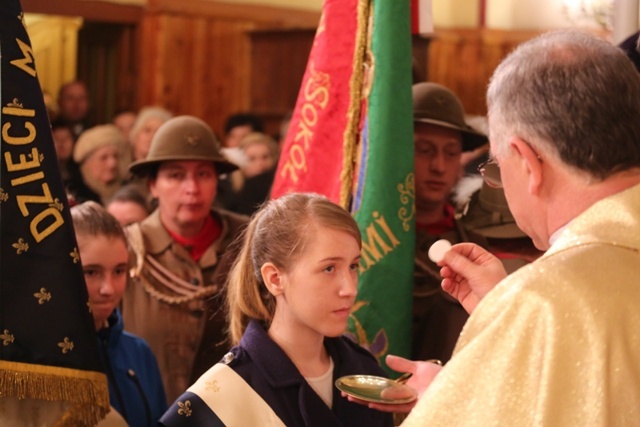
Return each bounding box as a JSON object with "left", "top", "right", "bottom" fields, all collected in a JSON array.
[
  {"left": 458, "top": 180, "right": 525, "bottom": 239},
  {"left": 413, "top": 82, "right": 487, "bottom": 152},
  {"left": 128, "top": 115, "right": 237, "bottom": 177}
]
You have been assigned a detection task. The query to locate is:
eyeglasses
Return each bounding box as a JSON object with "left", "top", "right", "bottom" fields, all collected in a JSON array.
[
  {"left": 478, "top": 157, "right": 502, "bottom": 188},
  {"left": 478, "top": 144, "right": 543, "bottom": 189}
]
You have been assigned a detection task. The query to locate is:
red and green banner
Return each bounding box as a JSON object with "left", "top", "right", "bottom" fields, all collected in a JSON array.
[
  {"left": 270, "top": 0, "right": 361, "bottom": 205},
  {"left": 272, "top": 0, "right": 415, "bottom": 374},
  {"left": 347, "top": 0, "right": 415, "bottom": 373},
  {"left": 0, "top": 2, "right": 109, "bottom": 424}
]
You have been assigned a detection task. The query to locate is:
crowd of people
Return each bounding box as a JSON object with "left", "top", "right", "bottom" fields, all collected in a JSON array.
[{"left": 42, "top": 28, "right": 640, "bottom": 426}]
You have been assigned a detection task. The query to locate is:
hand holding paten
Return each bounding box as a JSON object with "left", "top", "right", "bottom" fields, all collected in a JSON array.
[
  {"left": 439, "top": 242, "right": 507, "bottom": 314},
  {"left": 342, "top": 355, "right": 442, "bottom": 414}
]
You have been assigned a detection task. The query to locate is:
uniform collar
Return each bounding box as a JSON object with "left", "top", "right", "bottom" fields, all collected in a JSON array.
[
  {"left": 241, "top": 320, "right": 306, "bottom": 387},
  {"left": 139, "top": 208, "right": 229, "bottom": 268}
]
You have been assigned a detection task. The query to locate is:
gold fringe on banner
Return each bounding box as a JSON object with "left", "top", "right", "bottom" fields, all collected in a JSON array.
[
  {"left": 0, "top": 360, "right": 109, "bottom": 426},
  {"left": 340, "top": 0, "right": 372, "bottom": 209}
]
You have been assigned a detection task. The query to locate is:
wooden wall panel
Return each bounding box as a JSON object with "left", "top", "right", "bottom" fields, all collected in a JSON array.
[
  {"left": 77, "top": 23, "right": 139, "bottom": 124},
  {"left": 249, "top": 29, "right": 316, "bottom": 137},
  {"left": 425, "top": 28, "right": 542, "bottom": 116},
  {"left": 137, "top": 4, "right": 316, "bottom": 137},
  {"left": 24, "top": 0, "right": 553, "bottom": 135},
  {"left": 137, "top": 14, "right": 248, "bottom": 135}
]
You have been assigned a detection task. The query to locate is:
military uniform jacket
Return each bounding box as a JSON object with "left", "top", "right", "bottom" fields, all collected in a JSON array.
[
  {"left": 413, "top": 219, "right": 469, "bottom": 362},
  {"left": 122, "top": 208, "right": 247, "bottom": 403},
  {"left": 403, "top": 183, "right": 640, "bottom": 426},
  {"left": 159, "top": 320, "right": 394, "bottom": 427}
]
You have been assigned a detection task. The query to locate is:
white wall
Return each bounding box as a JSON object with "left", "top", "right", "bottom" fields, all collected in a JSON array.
[
  {"left": 487, "top": 0, "right": 600, "bottom": 30},
  {"left": 486, "top": 0, "right": 639, "bottom": 36},
  {"left": 433, "top": 0, "right": 479, "bottom": 28}
]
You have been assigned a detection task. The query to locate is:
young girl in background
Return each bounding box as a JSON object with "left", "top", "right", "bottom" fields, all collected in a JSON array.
[
  {"left": 71, "top": 201, "right": 167, "bottom": 426},
  {"left": 160, "top": 193, "right": 393, "bottom": 427}
]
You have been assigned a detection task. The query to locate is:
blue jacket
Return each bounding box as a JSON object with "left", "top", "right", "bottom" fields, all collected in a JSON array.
[
  {"left": 159, "top": 319, "right": 394, "bottom": 427},
  {"left": 97, "top": 309, "right": 167, "bottom": 426}
]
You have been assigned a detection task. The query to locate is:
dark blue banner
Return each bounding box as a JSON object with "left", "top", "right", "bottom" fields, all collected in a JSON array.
[{"left": 0, "top": 1, "right": 108, "bottom": 424}]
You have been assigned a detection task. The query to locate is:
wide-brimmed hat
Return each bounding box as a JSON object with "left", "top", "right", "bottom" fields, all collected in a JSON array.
[
  {"left": 128, "top": 115, "right": 237, "bottom": 177},
  {"left": 458, "top": 180, "right": 525, "bottom": 239},
  {"left": 413, "top": 82, "right": 487, "bottom": 152}
]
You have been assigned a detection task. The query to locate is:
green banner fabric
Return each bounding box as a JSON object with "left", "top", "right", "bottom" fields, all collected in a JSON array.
[
  {"left": 347, "top": 0, "right": 416, "bottom": 375},
  {"left": 0, "top": 3, "right": 109, "bottom": 425}
]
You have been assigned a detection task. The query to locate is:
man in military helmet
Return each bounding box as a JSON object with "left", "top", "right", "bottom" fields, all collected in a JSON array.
[
  {"left": 411, "top": 82, "right": 487, "bottom": 363},
  {"left": 123, "top": 116, "right": 248, "bottom": 403}
]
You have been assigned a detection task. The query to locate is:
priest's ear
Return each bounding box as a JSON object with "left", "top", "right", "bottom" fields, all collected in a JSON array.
[
  {"left": 508, "top": 136, "right": 543, "bottom": 195},
  {"left": 261, "top": 262, "right": 284, "bottom": 296}
]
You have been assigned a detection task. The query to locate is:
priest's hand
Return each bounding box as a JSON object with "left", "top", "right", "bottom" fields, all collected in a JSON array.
[
  {"left": 439, "top": 242, "right": 507, "bottom": 314},
  {"left": 341, "top": 355, "right": 442, "bottom": 414}
]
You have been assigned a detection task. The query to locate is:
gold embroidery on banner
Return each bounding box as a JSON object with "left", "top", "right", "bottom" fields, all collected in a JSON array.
[
  {"left": 58, "top": 337, "right": 74, "bottom": 354},
  {"left": 0, "top": 188, "right": 8, "bottom": 202},
  {"left": 1, "top": 329, "right": 15, "bottom": 346},
  {"left": 70, "top": 247, "right": 80, "bottom": 264},
  {"left": 26, "top": 148, "right": 45, "bottom": 164},
  {"left": 12, "top": 237, "right": 29, "bottom": 254},
  {"left": 177, "top": 400, "right": 192, "bottom": 417},
  {"left": 7, "top": 98, "right": 23, "bottom": 109},
  {"left": 339, "top": 0, "right": 372, "bottom": 208},
  {"left": 398, "top": 172, "right": 415, "bottom": 232},
  {"left": 360, "top": 212, "right": 401, "bottom": 272},
  {"left": 278, "top": 64, "right": 330, "bottom": 186},
  {"left": 34, "top": 287, "right": 51, "bottom": 304},
  {"left": 49, "top": 198, "right": 63, "bottom": 211},
  {"left": 18, "top": 12, "right": 26, "bottom": 30},
  {"left": 205, "top": 380, "right": 220, "bottom": 393},
  {"left": 10, "top": 39, "right": 37, "bottom": 78}
]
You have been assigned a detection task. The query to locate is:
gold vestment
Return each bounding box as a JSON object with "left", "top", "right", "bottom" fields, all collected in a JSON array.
[{"left": 402, "top": 183, "right": 640, "bottom": 426}]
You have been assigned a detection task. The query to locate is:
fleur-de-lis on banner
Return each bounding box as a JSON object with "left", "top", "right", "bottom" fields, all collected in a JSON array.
[
  {"left": 12, "top": 238, "right": 29, "bottom": 254},
  {"left": 0, "top": 188, "right": 8, "bottom": 203},
  {"left": 34, "top": 288, "right": 52, "bottom": 304},
  {"left": 70, "top": 247, "right": 80, "bottom": 264},
  {"left": 58, "top": 337, "right": 74, "bottom": 354},
  {"left": 1, "top": 330, "right": 15, "bottom": 346}
]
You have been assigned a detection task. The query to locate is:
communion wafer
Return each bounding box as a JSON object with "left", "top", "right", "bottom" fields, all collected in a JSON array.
[{"left": 428, "top": 239, "right": 452, "bottom": 263}]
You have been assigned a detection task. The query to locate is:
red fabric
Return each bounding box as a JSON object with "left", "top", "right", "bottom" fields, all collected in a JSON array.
[
  {"left": 167, "top": 215, "right": 220, "bottom": 262},
  {"left": 411, "top": 0, "right": 419, "bottom": 34},
  {"left": 270, "top": 0, "right": 359, "bottom": 204},
  {"left": 416, "top": 204, "right": 456, "bottom": 235}
]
